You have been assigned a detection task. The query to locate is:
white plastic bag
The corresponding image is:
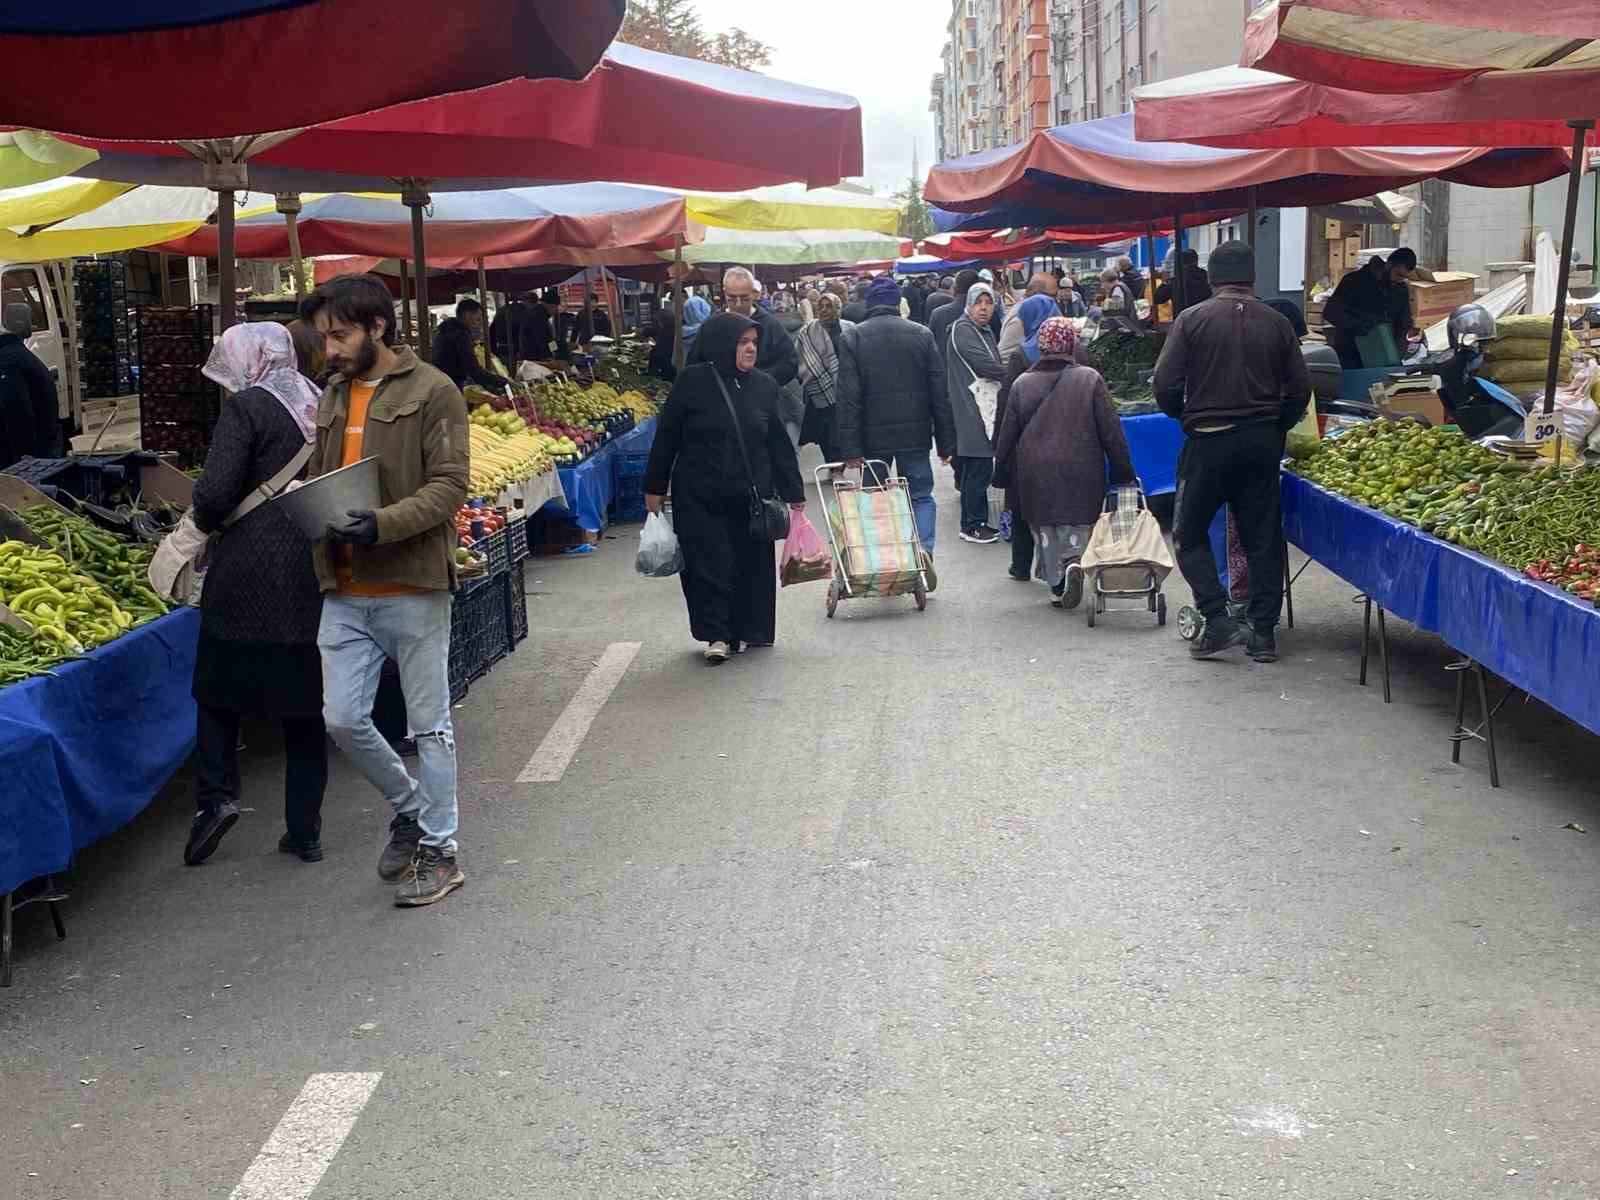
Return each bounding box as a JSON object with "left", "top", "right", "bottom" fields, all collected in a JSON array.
[
  {"left": 1554, "top": 358, "right": 1600, "bottom": 443},
  {"left": 635, "top": 511, "right": 682, "bottom": 578}
]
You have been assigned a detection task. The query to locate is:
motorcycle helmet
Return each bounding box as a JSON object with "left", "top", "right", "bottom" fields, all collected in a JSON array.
[{"left": 1448, "top": 303, "right": 1497, "bottom": 351}]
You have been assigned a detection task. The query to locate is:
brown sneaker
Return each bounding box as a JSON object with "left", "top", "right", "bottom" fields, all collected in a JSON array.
[
  {"left": 377, "top": 813, "right": 422, "bottom": 882},
  {"left": 394, "top": 845, "right": 465, "bottom": 907}
]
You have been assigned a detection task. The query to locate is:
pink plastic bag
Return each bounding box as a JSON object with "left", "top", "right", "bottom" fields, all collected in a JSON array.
[{"left": 780, "top": 509, "right": 832, "bottom": 587}]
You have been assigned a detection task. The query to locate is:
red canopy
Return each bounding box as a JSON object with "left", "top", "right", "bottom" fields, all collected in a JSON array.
[
  {"left": 922, "top": 226, "right": 1185, "bottom": 261},
  {"left": 0, "top": 1, "right": 624, "bottom": 139}
]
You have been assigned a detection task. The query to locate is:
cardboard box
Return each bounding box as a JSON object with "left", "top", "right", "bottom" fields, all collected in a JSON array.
[
  {"left": 1344, "top": 235, "right": 1364, "bottom": 266},
  {"left": 1382, "top": 385, "right": 1447, "bottom": 427},
  {"left": 1324, "top": 218, "right": 1343, "bottom": 239},
  {"left": 1408, "top": 271, "right": 1478, "bottom": 324}
]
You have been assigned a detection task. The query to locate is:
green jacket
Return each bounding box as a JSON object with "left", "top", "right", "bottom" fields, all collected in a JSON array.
[{"left": 309, "top": 347, "right": 469, "bottom": 593}]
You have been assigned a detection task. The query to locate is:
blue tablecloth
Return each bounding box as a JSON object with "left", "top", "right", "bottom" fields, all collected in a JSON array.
[
  {"left": 610, "top": 415, "right": 658, "bottom": 459},
  {"left": 550, "top": 441, "right": 618, "bottom": 532},
  {"left": 1282, "top": 472, "right": 1600, "bottom": 736},
  {"left": 0, "top": 607, "right": 201, "bottom": 894},
  {"left": 1121, "top": 412, "right": 1185, "bottom": 496}
]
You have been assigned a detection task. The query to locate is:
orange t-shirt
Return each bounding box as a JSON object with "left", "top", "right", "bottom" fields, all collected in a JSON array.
[{"left": 335, "top": 379, "right": 423, "bottom": 597}]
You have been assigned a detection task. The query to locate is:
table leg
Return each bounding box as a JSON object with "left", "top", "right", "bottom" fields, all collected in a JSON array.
[
  {"left": 1476, "top": 664, "right": 1501, "bottom": 789},
  {"left": 1451, "top": 660, "right": 1468, "bottom": 766},
  {"left": 1, "top": 890, "right": 12, "bottom": 988},
  {"left": 1282, "top": 542, "right": 1295, "bottom": 630},
  {"left": 47, "top": 875, "right": 66, "bottom": 940},
  {"left": 1376, "top": 605, "right": 1392, "bottom": 704},
  {"left": 1359, "top": 595, "right": 1372, "bottom": 687}
]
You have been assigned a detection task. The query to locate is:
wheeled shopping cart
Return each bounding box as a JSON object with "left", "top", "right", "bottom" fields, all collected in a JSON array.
[
  {"left": 1078, "top": 482, "right": 1174, "bottom": 628},
  {"left": 814, "top": 461, "right": 928, "bottom": 617}
]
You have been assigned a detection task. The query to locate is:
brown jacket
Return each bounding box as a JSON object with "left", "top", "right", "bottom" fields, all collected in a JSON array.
[{"left": 309, "top": 347, "right": 469, "bottom": 593}]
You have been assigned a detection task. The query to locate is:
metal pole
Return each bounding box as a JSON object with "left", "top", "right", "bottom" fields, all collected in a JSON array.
[
  {"left": 1171, "top": 210, "right": 1186, "bottom": 313},
  {"left": 1143, "top": 222, "right": 1157, "bottom": 316},
  {"left": 582, "top": 265, "right": 595, "bottom": 347},
  {"left": 276, "top": 192, "right": 305, "bottom": 302},
  {"left": 397, "top": 259, "right": 413, "bottom": 341},
  {"left": 158, "top": 252, "right": 172, "bottom": 306},
  {"left": 476, "top": 256, "right": 489, "bottom": 315},
  {"left": 403, "top": 183, "right": 432, "bottom": 358},
  {"left": 1247, "top": 186, "right": 1259, "bottom": 250},
  {"left": 672, "top": 235, "right": 686, "bottom": 371},
  {"left": 216, "top": 193, "right": 237, "bottom": 329},
  {"left": 1542, "top": 120, "right": 1594, "bottom": 416}
]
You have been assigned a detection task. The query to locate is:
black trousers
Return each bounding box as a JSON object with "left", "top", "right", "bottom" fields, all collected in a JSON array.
[
  {"left": 674, "top": 489, "right": 778, "bottom": 647},
  {"left": 195, "top": 705, "right": 329, "bottom": 843},
  {"left": 1011, "top": 518, "right": 1035, "bottom": 576},
  {"left": 1173, "top": 422, "right": 1285, "bottom": 629}
]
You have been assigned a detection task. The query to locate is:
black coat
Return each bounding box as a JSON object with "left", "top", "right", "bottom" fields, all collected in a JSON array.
[
  {"left": 0, "top": 333, "right": 59, "bottom": 467},
  {"left": 642, "top": 362, "right": 805, "bottom": 505},
  {"left": 834, "top": 306, "right": 954, "bottom": 459},
  {"left": 647, "top": 334, "right": 677, "bottom": 382},
  {"left": 902, "top": 284, "right": 928, "bottom": 324},
  {"left": 432, "top": 318, "right": 506, "bottom": 393},
  {"left": 687, "top": 306, "right": 798, "bottom": 388}
]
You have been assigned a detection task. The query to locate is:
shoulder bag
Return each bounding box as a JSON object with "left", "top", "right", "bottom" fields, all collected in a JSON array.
[
  {"left": 949, "top": 320, "right": 1002, "bottom": 440},
  {"left": 147, "top": 441, "right": 315, "bottom": 605},
  {"left": 708, "top": 368, "right": 790, "bottom": 542}
]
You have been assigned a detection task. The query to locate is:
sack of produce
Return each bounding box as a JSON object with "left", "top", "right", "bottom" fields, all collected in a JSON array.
[
  {"left": 1483, "top": 356, "right": 1572, "bottom": 386},
  {"left": 779, "top": 510, "right": 832, "bottom": 587},
  {"left": 1285, "top": 402, "right": 1321, "bottom": 460},
  {"left": 1553, "top": 359, "right": 1600, "bottom": 444},
  {"left": 1495, "top": 313, "right": 1560, "bottom": 341},
  {"left": 635, "top": 511, "right": 682, "bottom": 578},
  {"left": 1485, "top": 333, "right": 1578, "bottom": 361}
]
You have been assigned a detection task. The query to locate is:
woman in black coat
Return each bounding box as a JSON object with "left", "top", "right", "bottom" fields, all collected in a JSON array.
[
  {"left": 183, "top": 322, "right": 328, "bottom": 866},
  {"left": 642, "top": 312, "right": 806, "bottom": 664},
  {"left": 646, "top": 310, "right": 677, "bottom": 382}
]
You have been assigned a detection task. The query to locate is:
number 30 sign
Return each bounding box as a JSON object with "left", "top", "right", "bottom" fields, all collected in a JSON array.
[{"left": 1526, "top": 409, "right": 1560, "bottom": 445}]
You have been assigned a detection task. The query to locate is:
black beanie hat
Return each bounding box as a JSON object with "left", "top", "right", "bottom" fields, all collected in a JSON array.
[{"left": 1208, "top": 240, "right": 1255, "bottom": 287}]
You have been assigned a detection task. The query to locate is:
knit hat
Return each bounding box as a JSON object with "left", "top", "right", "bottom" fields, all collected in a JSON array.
[
  {"left": 866, "top": 275, "right": 902, "bottom": 308},
  {"left": 1034, "top": 316, "right": 1077, "bottom": 360},
  {"left": 1207, "top": 240, "right": 1255, "bottom": 287}
]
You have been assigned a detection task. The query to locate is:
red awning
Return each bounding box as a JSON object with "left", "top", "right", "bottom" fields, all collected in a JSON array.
[{"left": 0, "top": 1, "right": 624, "bottom": 138}]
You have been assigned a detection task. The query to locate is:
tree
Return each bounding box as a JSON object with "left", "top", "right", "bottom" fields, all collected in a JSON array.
[
  {"left": 619, "top": 3, "right": 773, "bottom": 71},
  {"left": 704, "top": 28, "right": 773, "bottom": 71},
  {"left": 896, "top": 149, "right": 934, "bottom": 243}
]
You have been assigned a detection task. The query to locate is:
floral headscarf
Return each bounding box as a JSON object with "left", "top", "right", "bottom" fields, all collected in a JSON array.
[
  {"left": 1034, "top": 316, "right": 1078, "bottom": 361},
  {"left": 202, "top": 321, "right": 320, "bottom": 442}
]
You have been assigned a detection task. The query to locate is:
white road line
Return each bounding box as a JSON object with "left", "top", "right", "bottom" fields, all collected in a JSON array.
[
  {"left": 517, "top": 641, "right": 642, "bottom": 784},
  {"left": 230, "top": 1072, "right": 382, "bottom": 1200}
]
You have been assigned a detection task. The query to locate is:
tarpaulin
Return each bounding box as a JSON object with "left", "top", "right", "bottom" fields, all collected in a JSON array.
[
  {"left": 1122, "top": 413, "right": 1188, "bottom": 497},
  {"left": 0, "top": 608, "right": 200, "bottom": 896},
  {"left": 0, "top": 1, "right": 624, "bottom": 139},
  {"left": 548, "top": 441, "right": 619, "bottom": 533},
  {"left": 685, "top": 185, "right": 900, "bottom": 235},
  {"left": 1282, "top": 472, "right": 1600, "bottom": 737}
]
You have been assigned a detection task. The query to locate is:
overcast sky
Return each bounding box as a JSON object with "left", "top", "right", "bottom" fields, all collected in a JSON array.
[{"left": 688, "top": 0, "right": 948, "bottom": 196}]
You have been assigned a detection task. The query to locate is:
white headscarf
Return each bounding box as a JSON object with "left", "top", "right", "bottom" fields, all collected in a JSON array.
[{"left": 202, "top": 322, "right": 320, "bottom": 442}]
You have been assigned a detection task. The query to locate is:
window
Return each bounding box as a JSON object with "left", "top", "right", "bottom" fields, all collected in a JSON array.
[{"left": 2, "top": 268, "right": 48, "bottom": 332}]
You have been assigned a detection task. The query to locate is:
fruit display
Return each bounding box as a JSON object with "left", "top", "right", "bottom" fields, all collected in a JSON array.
[
  {"left": 1293, "top": 419, "right": 1600, "bottom": 588},
  {"left": 16, "top": 504, "right": 170, "bottom": 625},
  {"left": 593, "top": 338, "right": 670, "bottom": 402},
  {"left": 0, "top": 540, "right": 136, "bottom": 654},
  {"left": 467, "top": 422, "right": 557, "bottom": 495}
]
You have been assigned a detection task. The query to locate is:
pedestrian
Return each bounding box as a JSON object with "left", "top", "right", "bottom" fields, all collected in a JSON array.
[
  {"left": 995, "top": 293, "right": 1063, "bottom": 582},
  {"left": 0, "top": 301, "right": 60, "bottom": 467},
  {"left": 432, "top": 303, "right": 508, "bottom": 393},
  {"left": 642, "top": 312, "right": 806, "bottom": 664},
  {"left": 998, "top": 273, "right": 1059, "bottom": 362},
  {"left": 925, "top": 276, "right": 955, "bottom": 322},
  {"left": 993, "top": 317, "right": 1135, "bottom": 609},
  {"left": 902, "top": 275, "right": 928, "bottom": 325},
  {"left": 647, "top": 309, "right": 678, "bottom": 382},
  {"left": 182, "top": 322, "right": 327, "bottom": 867},
  {"left": 945, "top": 282, "right": 1007, "bottom": 544},
  {"left": 693, "top": 267, "right": 802, "bottom": 448},
  {"left": 834, "top": 275, "right": 954, "bottom": 586},
  {"left": 682, "top": 293, "right": 712, "bottom": 359},
  {"left": 1152, "top": 248, "right": 1213, "bottom": 318},
  {"left": 302, "top": 273, "right": 470, "bottom": 906},
  {"left": 928, "top": 269, "right": 980, "bottom": 360},
  {"left": 1098, "top": 265, "right": 1144, "bottom": 330},
  {"left": 1116, "top": 254, "right": 1146, "bottom": 303},
  {"left": 796, "top": 290, "right": 855, "bottom": 463},
  {"left": 1153, "top": 240, "right": 1311, "bottom": 662}
]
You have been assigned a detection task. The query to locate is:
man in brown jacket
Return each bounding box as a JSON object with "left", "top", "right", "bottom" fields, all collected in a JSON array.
[{"left": 303, "top": 274, "right": 470, "bottom": 906}]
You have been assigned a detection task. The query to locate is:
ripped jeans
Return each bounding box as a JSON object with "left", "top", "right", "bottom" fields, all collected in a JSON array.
[{"left": 319, "top": 591, "right": 458, "bottom": 854}]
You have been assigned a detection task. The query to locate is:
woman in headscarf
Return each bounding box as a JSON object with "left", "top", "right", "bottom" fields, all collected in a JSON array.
[
  {"left": 183, "top": 322, "right": 328, "bottom": 866},
  {"left": 642, "top": 312, "right": 807, "bottom": 664},
  {"left": 796, "top": 290, "right": 854, "bottom": 462},
  {"left": 995, "top": 293, "right": 1064, "bottom": 581},
  {"left": 647, "top": 309, "right": 678, "bottom": 382},
  {"left": 993, "top": 317, "right": 1136, "bottom": 609},
  {"left": 681, "top": 293, "right": 712, "bottom": 360},
  {"left": 944, "top": 282, "right": 1008, "bottom": 543}
]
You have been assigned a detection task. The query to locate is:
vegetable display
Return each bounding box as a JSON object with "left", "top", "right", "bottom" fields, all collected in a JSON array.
[
  {"left": 16, "top": 504, "right": 170, "bottom": 624},
  {"left": 0, "top": 541, "right": 134, "bottom": 653},
  {"left": 0, "top": 622, "right": 72, "bottom": 685},
  {"left": 1085, "top": 330, "right": 1162, "bottom": 414}
]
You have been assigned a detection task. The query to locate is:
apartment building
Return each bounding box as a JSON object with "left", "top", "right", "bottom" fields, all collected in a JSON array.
[{"left": 930, "top": 0, "right": 1053, "bottom": 160}]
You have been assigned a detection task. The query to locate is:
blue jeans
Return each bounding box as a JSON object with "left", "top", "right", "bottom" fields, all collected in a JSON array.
[
  {"left": 318, "top": 591, "right": 458, "bottom": 854},
  {"left": 957, "top": 455, "right": 994, "bottom": 532},
  {"left": 882, "top": 451, "right": 937, "bottom": 554}
]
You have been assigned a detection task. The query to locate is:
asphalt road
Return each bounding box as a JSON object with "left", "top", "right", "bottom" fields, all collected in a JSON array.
[{"left": 5, "top": 472, "right": 1600, "bottom": 1199}]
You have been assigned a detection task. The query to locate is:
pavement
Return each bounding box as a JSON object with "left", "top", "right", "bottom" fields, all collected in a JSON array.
[{"left": 5, "top": 469, "right": 1600, "bottom": 1199}]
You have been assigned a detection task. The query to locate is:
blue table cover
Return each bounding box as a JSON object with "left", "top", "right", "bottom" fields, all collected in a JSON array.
[
  {"left": 1121, "top": 412, "right": 1185, "bottom": 496},
  {"left": 1282, "top": 472, "right": 1600, "bottom": 736},
  {"left": 610, "top": 415, "right": 658, "bottom": 459},
  {"left": 0, "top": 607, "right": 201, "bottom": 895},
  {"left": 549, "top": 440, "right": 618, "bottom": 532}
]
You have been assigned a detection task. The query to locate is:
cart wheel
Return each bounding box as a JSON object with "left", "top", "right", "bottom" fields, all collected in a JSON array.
[
  {"left": 1176, "top": 604, "right": 1203, "bottom": 641},
  {"left": 913, "top": 583, "right": 927, "bottom": 612},
  {"left": 825, "top": 578, "right": 839, "bottom": 619},
  {"left": 1157, "top": 593, "right": 1168, "bottom": 626},
  {"left": 1148, "top": 590, "right": 1157, "bottom": 612},
  {"left": 1086, "top": 597, "right": 1096, "bottom": 627}
]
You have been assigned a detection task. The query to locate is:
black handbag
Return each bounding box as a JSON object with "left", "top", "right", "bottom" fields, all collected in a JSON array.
[{"left": 710, "top": 368, "right": 791, "bottom": 542}]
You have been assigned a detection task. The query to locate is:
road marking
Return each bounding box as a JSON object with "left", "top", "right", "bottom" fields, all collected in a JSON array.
[
  {"left": 517, "top": 641, "right": 642, "bottom": 783},
  {"left": 230, "top": 1072, "right": 382, "bottom": 1200}
]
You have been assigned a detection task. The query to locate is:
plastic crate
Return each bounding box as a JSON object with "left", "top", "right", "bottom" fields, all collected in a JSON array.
[
  {"left": 506, "top": 515, "right": 529, "bottom": 564},
  {"left": 502, "top": 557, "right": 528, "bottom": 648},
  {"left": 616, "top": 449, "right": 651, "bottom": 480},
  {"left": 450, "top": 569, "right": 510, "bottom": 689}
]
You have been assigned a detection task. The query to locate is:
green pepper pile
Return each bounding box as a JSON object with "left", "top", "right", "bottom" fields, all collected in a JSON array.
[
  {"left": 17, "top": 504, "right": 169, "bottom": 624},
  {"left": 1293, "top": 419, "right": 1600, "bottom": 580},
  {"left": 1085, "top": 330, "right": 1163, "bottom": 414},
  {"left": 0, "top": 622, "right": 73, "bottom": 685},
  {"left": 0, "top": 540, "right": 134, "bottom": 653}
]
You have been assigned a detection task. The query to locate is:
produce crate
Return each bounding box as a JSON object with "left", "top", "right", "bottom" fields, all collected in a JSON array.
[
  {"left": 449, "top": 569, "right": 510, "bottom": 689},
  {"left": 616, "top": 448, "right": 651, "bottom": 481},
  {"left": 137, "top": 304, "right": 218, "bottom": 467},
  {"left": 502, "top": 557, "right": 529, "bottom": 648},
  {"left": 459, "top": 527, "right": 510, "bottom": 596},
  {"left": 506, "top": 514, "right": 529, "bottom": 564},
  {"left": 611, "top": 478, "right": 647, "bottom": 525},
  {"left": 140, "top": 420, "right": 211, "bottom": 465}
]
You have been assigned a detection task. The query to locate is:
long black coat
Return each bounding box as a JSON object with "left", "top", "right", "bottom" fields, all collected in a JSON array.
[
  {"left": 992, "top": 362, "right": 1135, "bottom": 529},
  {"left": 0, "top": 333, "right": 60, "bottom": 466},
  {"left": 642, "top": 361, "right": 805, "bottom": 505},
  {"left": 834, "top": 307, "right": 954, "bottom": 459}
]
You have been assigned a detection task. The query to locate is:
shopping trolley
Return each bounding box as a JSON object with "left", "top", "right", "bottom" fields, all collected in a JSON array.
[
  {"left": 1078, "top": 481, "right": 1174, "bottom": 628},
  {"left": 814, "top": 461, "right": 928, "bottom": 617}
]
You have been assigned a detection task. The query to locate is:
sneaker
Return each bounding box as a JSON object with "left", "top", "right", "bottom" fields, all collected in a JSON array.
[
  {"left": 1050, "top": 582, "right": 1066, "bottom": 608},
  {"left": 960, "top": 527, "right": 1000, "bottom": 545},
  {"left": 1247, "top": 627, "right": 1279, "bottom": 663},
  {"left": 705, "top": 641, "right": 730, "bottom": 664},
  {"left": 1188, "top": 617, "right": 1248, "bottom": 660},
  {"left": 278, "top": 832, "right": 324, "bottom": 863},
  {"left": 1061, "top": 562, "right": 1085, "bottom": 611},
  {"left": 394, "top": 845, "right": 465, "bottom": 907},
  {"left": 378, "top": 812, "right": 422, "bottom": 882},
  {"left": 1008, "top": 567, "right": 1031, "bottom": 582},
  {"left": 922, "top": 552, "right": 939, "bottom": 593},
  {"left": 183, "top": 802, "right": 240, "bottom": 866}
]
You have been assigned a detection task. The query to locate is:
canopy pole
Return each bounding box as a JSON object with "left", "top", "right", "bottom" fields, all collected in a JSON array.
[
  {"left": 476, "top": 257, "right": 489, "bottom": 316},
  {"left": 276, "top": 193, "right": 305, "bottom": 302},
  {"left": 402, "top": 182, "right": 432, "bottom": 358},
  {"left": 1247, "top": 187, "right": 1259, "bottom": 251},
  {"left": 672, "top": 235, "right": 686, "bottom": 372},
  {"left": 1171, "top": 211, "right": 1186, "bottom": 313},
  {"left": 1543, "top": 119, "right": 1594, "bottom": 416},
  {"left": 1143, "top": 223, "right": 1157, "bottom": 313},
  {"left": 582, "top": 265, "right": 595, "bottom": 348},
  {"left": 217, "top": 194, "right": 237, "bottom": 330},
  {"left": 158, "top": 253, "right": 173, "bottom": 307},
  {"left": 398, "top": 260, "right": 413, "bottom": 341}
]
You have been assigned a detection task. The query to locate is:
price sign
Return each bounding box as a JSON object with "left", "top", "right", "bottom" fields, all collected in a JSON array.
[{"left": 1526, "top": 408, "right": 1561, "bottom": 446}]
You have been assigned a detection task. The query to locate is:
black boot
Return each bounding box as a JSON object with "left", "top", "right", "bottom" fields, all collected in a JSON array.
[{"left": 1188, "top": 616, "right": 1247, "bottom": 660}]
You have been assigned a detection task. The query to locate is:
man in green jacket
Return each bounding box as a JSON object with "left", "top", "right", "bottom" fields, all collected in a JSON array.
[{"left": 303, "top": 274, "right": 470, "bottom": 906}]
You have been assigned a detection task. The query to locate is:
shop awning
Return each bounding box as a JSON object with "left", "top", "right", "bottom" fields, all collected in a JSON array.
[
  {"left": 924, "top": 111, "right": 1571, "bottom": 225},
  {"left": 0, "top": 1, "right": 625, "bottom": 139},
  {"left": 684, "top": 185, "right": 900, "bottom": 235},
  {"left": 0, "top": 183, "right": 271, "bottom": 260},
  {"left": 673, "top": 227, "right": 907, "bottom": 268},
  {"left": 0, "top": 130, "right": 100, "bottom": 191},
  {"left": 160, "top": 185, "right": 691, "bottom": 261},
  {"left": 922, "top": 224, "right": 1186, "bottom": 261},
  {"left": 1134, "top": 65, "right": 1598, "bottom": 150},
  {"left": 1242, "top": 1, "right": 1600, "bottom": 94}
]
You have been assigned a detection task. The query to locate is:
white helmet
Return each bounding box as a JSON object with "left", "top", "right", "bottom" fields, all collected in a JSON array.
[{"left": 1447, "top": 303, "right": 1497, "bottom": 351}]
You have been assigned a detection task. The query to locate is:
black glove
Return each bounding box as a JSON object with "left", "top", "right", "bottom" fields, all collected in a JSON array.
[{"left": 326, "top": 509, "right": 379, "bottom": 545}]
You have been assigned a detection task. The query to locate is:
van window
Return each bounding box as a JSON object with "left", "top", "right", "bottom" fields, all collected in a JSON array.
[{"left": 1, "top": 269, "right": 49, "bottom": 333}]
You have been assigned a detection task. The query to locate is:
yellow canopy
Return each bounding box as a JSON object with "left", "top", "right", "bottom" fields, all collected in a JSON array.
[
  {"left": 0, "top": 179, "right": 134, "bottom": 233},
  {"left": 0, "top": 131, "right": 99, "bottom": 191},
  {"left": 685, "top": 184, "right": 900, "bottom": 236},
  {"left": 0, "top": 182, "right": 270, "bottom": 262}
]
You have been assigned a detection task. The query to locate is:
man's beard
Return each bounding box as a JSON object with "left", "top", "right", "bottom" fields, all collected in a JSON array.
[{"left": 330, "top": 333, "right": 379, "bottom": 378}]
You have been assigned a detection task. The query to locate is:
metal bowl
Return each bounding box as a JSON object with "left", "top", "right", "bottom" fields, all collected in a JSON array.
[{"left": 270, "top": 456, "right": 382, "bottom": 540}]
